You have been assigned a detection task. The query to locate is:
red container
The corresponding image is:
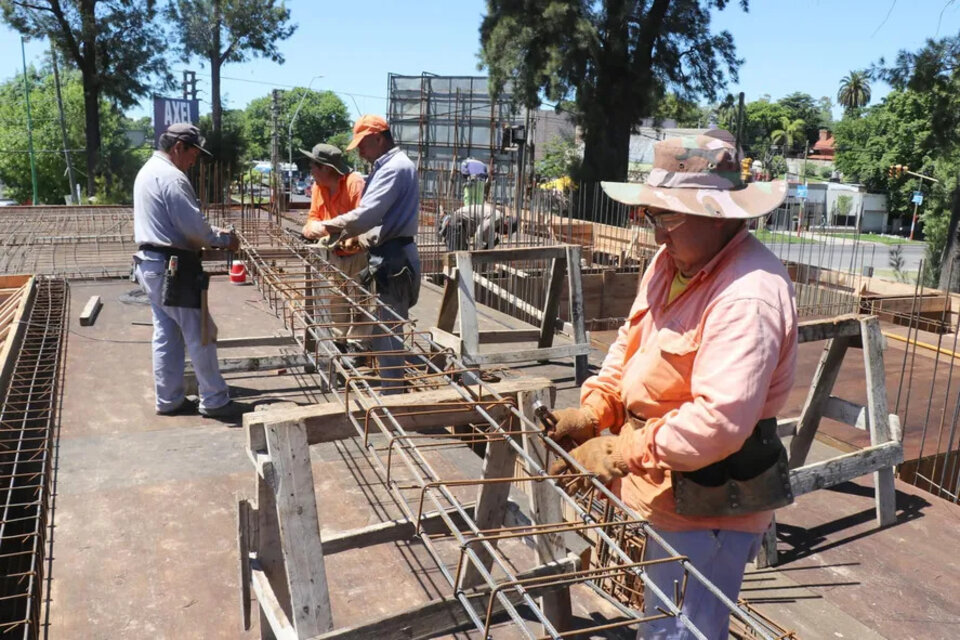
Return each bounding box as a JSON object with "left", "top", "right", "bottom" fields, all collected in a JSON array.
[{"left": 229, "top": 262, "right": 247, "bottom": 285}]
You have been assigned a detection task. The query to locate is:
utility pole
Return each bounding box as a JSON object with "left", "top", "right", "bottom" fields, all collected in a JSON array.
[
  {"left": 271, "top": 89, "right": 281, "bottom": 220},
  {"left": 50, "top": 41, "right": 77, "bottom": 204},
  {"left": 182, "top": 70, "right": 198, "bottom": 101},
  {"left": 20, "top": 37, "right": 38, "bottom": 205}
]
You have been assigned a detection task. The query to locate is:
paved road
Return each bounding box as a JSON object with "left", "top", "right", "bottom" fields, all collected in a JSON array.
[{"left": 762, "top": 237, "right": 927, "bottom": 280}]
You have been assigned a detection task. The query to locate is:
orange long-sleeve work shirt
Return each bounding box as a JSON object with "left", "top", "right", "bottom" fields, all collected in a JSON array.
[
  {"left": 581, "top": 228, "right": 798, "bottom": 533},
  {"left": 307, "top": 171, "right": 365, "bottom": 222}
]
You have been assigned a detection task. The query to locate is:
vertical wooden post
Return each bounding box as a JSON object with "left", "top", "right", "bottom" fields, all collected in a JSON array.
[
  {"left": 455, "top": 252, "right": 479, "bottom": 358},
  {"left": 538, "top": 257, "right": 566, "bottom": 348},
  {"left": 460, "top": 435, "right": 519, "bottom": 588},
  {"left": 564, "top": 246, "right": 589, "bottom": 385},
  {"left": 518, "top": 389, "right": 572, "bottom": 633},
  {"left": 255, "top": 468, "right": 283, "bottom": 640},
  {"left": 860, "top": 317, "right": 898, "bottom": 527},
  {"left": 265, "top": 419, "right": 334, "bottom": 635},
  {"left": 436, "top": 268, "right": 460, "bottom": 334},
  {"left": 789, "top": 336, "right": 850, "bottom": 469}
]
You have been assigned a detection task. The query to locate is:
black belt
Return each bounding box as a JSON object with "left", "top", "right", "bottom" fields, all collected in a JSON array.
[
  {"left": 138, "top": 244, "right": 201, "bottom": 260},
  {"left": 369, "top": 236, "right": 414, "bottom": 257}
]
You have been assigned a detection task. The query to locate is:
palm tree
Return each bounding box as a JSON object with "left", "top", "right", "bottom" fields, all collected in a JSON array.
[
  {"left": 771, "top": 117, "right": 806, "bottom": 156},
  {"left": 837, "top": 71, "right": 871, "bottom": 110}
]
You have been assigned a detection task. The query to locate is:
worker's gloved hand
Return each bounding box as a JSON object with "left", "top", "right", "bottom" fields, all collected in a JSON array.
[
  {"left": 302, "top": 220, "right": 328, "bottom": 240},
  {"left": 548, "top": 436, "right": 629, "bottom": 494},
  {"left": 546, "top": 407, "right": 599, "bottom": 447}
]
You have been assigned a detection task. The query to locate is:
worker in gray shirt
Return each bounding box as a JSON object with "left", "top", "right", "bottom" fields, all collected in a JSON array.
[
  {"left": 314, "top": 115, "right": 420, "bottom": 392},
  {"left": 133, "top": 122, "right": 244, "bottom": 419}
]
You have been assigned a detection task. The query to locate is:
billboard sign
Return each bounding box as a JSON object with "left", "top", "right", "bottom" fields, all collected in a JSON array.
[{"left": 152, "top": 97, "right": 200, "bottom": 148}]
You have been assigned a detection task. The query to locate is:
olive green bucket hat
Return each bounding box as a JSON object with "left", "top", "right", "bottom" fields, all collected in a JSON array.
[
  {"left": 601, "top": 129, "right": 786, "bottom": 219},
  {"left": 299, "top": 143, "right": 351, "bottom": 175}
]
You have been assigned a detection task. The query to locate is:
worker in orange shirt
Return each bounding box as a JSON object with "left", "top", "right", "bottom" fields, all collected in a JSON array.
[{"left": 300, "top": 143, "right": 370, "bottom": 351}]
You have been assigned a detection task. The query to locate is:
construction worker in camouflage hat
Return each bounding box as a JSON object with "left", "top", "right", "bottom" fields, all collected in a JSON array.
[{"left": 545, "top": 130, "right": 797, "bottom": 638}]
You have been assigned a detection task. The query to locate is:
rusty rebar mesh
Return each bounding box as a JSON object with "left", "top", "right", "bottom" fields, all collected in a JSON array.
[
  {"left": 234, "top": 223, "right": 784, "bottom": 639},
  {"left": 730, "top": 600, "right": 800, "bottom": 639},
  {"left": 0, "top": 277, "right": 68, "bottom": 640}
]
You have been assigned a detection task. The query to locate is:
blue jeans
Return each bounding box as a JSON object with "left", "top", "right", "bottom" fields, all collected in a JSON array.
[
  {"left": 369, "top": 241, "right": 420, "bottom": 394},
  {"left": 640, "top": 528, "right": 761, "bottom": 640},
  {"left": 135, "top": 257, "right": 230, "bottom": 412}
]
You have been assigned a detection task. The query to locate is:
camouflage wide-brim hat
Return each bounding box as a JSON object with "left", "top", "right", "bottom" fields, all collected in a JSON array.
[{"left": 601, "top": 130, "right": 786, "bottom": 219}]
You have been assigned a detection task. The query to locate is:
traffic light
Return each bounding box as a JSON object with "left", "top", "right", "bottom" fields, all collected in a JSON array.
[
  {"left": 888, "top": 165, "right": 895, "bottom": 178},
  {"left": 741, "top": 157, "right": 752, "bottom": 182},
  {"left": 888, "top": 164, "right": 910, "bottom": 178}
]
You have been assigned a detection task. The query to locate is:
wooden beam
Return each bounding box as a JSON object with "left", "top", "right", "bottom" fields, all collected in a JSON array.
[
  {"left": 244, "top": 378, "right": 556, "bottom": 454},
  {"left": 565, "top": 245, "right": 590, "bottom": 386},
  {"left": 789, "top": 336, "right": 851, "bottom": 469},
  {"left": 456, "top": 253, "right": 480, "bottom": 357},
  {"left": 79, "top": 295, "right": 102, "bottom": 326},
  {"left": 538, "top": 257, "right": 566, "bottom": 349},
  {"left": 266, "top": 419, "right": 333, "bottom": 635},
  {"left": 218, "top": 335, "right": 296, "bottom": 348},
  {"left": 188, "top": 353, "right": 315, "bottom": 375},
  {"left": 822, "top": 396, "right": 867, "bottom": 430},
  {"left": 461, "top": 343, "right": 590, "bottom": 366},
  {"left": 860, "top": 316, "right": 898, "bottom": 527},
  {"left": 790, "top": 441, "right": 903, "bottom": 496},
  {"left": 320, "top": 503, "right": 477, "bottom": 555},
  {"left": 313, "top": 556, "right": 580, "bottom": 640},
  {"left": 250, "top": 566, "right": 298, "bottom": 640},
  {"left": 450, "top": 245, "right": 570, "bottom": 265},
  {"left": 797, "top": 314, "right": 863, "bottom": 344}
]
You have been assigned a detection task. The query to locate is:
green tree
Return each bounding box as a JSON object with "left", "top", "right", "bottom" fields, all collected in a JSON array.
[
  {"left": 1, "top": 0, "right": 171, "bottom": 196},
  {"left": 777, "top": 91, "right": 823, "bottom": 147},
  {"left": 241, "top": 89, "right": 352, "bottom": 166},
  {"left": 479, "top": 0, "right": 746, "bottom": 183},
  {"left": 837, "top": 70, "right": 871, "bottom": 112},
  {"left": 653, "top": 92, "right": 708, "bottom": 127},
  {"left": 166, "top": 0, "right": 295, "bottom": 134},
  {"left": 0, "top": 65, "right": 148, "bottom": 204},
  {"left": 770, "top": 116, "right": 806, "bottom": 156},
  {"left": 536, "top": 135, "right": 581, "bottom": 182}
]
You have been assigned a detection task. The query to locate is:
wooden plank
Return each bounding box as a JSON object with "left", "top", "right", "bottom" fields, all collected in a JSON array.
[
  {"left": 436, "top": 268, "right": 459, "bottom": 333},
  {"left": 538, "top": 257, "right": 566, "bottom": 348},
  {"left": 789, "top": 442, "right": 903, "bottom": 496},
  {"left": 797, "top": 314, "right": 863, "bottom": 343},
  {"left": 250, "top": 566, "right": 298, "bottom": 640},
  {"left": 822, "top": 396, "right": 868, "bottom": 430},
  {"left": 565, "top": 246, "right": 590, "bottom": 385},
  {"left": 314, "top": 556, "right": 579, "bottom": 640},
  {"left": 320, "top": 503, "right": 476, "bottom": 555},
  {"left": 519, "top": 389, "right": 572, "bottom": 634},
  {"left": 478, "top": 329, "right": 543, "bottom": 343},
  {"left": 189, "top": 353, "right": 314, "bottom": 375},
  {"left": 0, "top": 276, "right": 35, "bottom": 397},
  {"left": 218, "top": 335, "right": 296, "bottom": 349},
  {"left": 256, "top": 466, "right": 287, "bottom": 640},
  {"left": 455, "top": 253, "right": 480, "bottom": 357},
  {"left": 244, "top": 378, "right": 556, "bottom": 453},
  {"left": 460, "top": 437, "right": 519, "bottom": 588},
  {"left": 462, "top": 343, "right": 590, "bottom": 366},
  {"left": 239, "top": 499, "right": 253, "bottom": 631},
  {"left": 265, "top": 419, "right": 333, "bottom": 635},
  {"left": 454, "top": 245, "right": 569, "bottom": 265},
  {"left": 429, "top": 328, "right": 460, "bottom": 352},
  {"left": 860, "top": 316, "right": 898, "bottom": 527},
  {"left": 79, "top": 295, "right": 102, "bottom": 326},
  {"left": 789, "top": 336, "right": 851, "bottom": 469}
]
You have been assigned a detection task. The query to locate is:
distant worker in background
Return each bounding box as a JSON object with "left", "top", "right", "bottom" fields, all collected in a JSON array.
[
  {"left": 438, "top": 158, "right": 518, "bottom": 252},
  {"left": 300, "top": 143, "right": 371, "bottom": 351},
  {"left": 132, "top": 122, "right": 245, "bottom": 419},
  {"left": 312, "top": 115, "right": 420, "bottom": 392}
]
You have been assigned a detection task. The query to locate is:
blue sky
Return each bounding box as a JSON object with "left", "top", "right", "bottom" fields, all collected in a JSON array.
[{"left": 2, "top": 0, "right": 960, "bottom": 123}]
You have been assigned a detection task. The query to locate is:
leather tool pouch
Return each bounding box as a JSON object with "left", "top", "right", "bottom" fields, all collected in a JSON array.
[
  {"left": 160, "top": 251, "right": 207, "bottom": 309},
  {"left": 672, "top": 417, "right": 794, "bottom": 517}
]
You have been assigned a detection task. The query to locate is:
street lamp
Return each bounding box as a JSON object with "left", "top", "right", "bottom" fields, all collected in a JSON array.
[{"left": 288, "top": 75, "right": 323, "bottom": 199}]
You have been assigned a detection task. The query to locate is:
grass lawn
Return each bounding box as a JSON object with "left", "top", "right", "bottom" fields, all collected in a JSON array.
[
  {"left": 751, "top": 229, "right": 817, "bottom": 244},
  {"left": 827, "top": 232, "right": 924, "bottom": 246}
]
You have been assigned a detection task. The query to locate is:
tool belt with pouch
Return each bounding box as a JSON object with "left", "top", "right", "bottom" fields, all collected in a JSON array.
[
  {"left": 140, "top": 244, "right": 208, "bottom": 309},
  {"left": 672, "top": 417, "right": 794, "bottom": 517}
]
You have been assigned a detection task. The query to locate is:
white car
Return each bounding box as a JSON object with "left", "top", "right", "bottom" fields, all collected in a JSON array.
[{"left": 0, "top": 199, "right": 18, "bottom": 207}]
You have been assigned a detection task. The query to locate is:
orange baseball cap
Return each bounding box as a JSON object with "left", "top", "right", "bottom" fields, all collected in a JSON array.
[{"left": 346, "top": 114, "right": 390, "bottom": 151}]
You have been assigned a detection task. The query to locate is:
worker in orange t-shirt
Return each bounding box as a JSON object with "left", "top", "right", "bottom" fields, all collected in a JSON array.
[{"left": 300, "top": 143, "right": 371, "bottom": 349}]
